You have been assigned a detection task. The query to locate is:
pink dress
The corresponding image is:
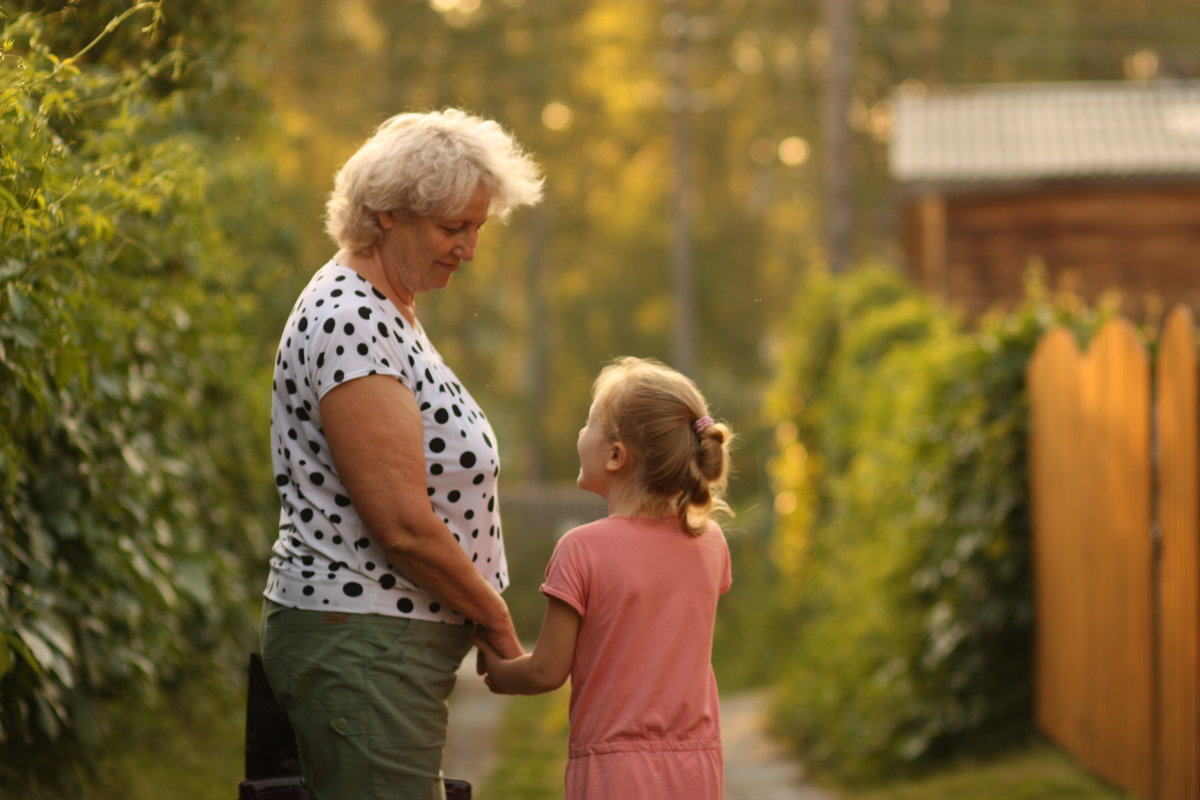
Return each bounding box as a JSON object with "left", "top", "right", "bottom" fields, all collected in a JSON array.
[{"left": 540, "top": 515, "right": 732, "bottom": 800}]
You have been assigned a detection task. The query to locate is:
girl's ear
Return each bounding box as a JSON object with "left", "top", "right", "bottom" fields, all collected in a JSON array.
[{"left": 606, "top": 441, "right": 629, "bottom": 474}]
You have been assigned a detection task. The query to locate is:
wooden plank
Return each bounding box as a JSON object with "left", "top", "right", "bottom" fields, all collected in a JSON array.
[
  {"left": 1081, "top": 319, "right": 1153, "bottom": 799},
  {"left": 1157, "top": 306, "right": 1200, "bottom": 800},
  {"left": 1029, "top": 328, "right": 1087, "bottom": 750},
  {"left": 1029, "top": 321, "right": 1155, "bottom": 799}
]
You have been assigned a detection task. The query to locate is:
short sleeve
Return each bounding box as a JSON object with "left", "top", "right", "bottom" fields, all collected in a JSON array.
[
  {"left": 306, "top": 299, "right": 412, "bottom": 401},
  {"left": 720, "top": 536, "right": 732, "bottom": 595},
  {"left": 539, "top": 532, "right": 589, "bottom": 617}
]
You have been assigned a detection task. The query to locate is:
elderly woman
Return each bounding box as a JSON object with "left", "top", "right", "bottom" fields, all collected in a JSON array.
[{"left": 259, "top": 108, "right": 543, "bottom": 800}]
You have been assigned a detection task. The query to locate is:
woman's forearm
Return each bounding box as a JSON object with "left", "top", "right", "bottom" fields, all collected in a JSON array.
[{"left": 377, "top": 513, "right": 521, "bottom": 657}]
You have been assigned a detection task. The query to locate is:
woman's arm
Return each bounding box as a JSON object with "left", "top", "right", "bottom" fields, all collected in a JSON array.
[
  {"left": 476, "top": 596, "right": 580, "bottom": 695},
  {"left": 320, "top": 374, "right": 522, "bottom": 659}
]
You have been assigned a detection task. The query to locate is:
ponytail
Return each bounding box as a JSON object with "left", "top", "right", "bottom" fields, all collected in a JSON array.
[{"left": 592, "top": 357, "right": 734, "bottom": 536}]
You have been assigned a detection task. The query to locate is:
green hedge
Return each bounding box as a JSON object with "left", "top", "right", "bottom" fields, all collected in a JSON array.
[
  {"left": 765, "top": 265, "right": 1114, "bottom": 783},
  {"left": 0, "top": 4, "right": 295, "bottom": 779}
]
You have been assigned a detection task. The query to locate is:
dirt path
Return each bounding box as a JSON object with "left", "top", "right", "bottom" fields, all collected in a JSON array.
[
  {"left": 442, "top": 657, "right": 510, "bottom": 789},
  {"left": 721, "top": 690, "right": 838, "bottom": 800},
  {"left": 444, "top": 659, "right": 836, "bottom": 799}
]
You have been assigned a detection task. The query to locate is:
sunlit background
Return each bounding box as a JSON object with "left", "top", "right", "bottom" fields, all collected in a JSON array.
[{"left": 3, "top": 1, "right": 1199, "bottom": 798}]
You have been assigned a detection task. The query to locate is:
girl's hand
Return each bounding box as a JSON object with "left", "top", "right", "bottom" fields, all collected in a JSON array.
[{"left": 471, "top": 635, "right": 515, "bottom": 694}]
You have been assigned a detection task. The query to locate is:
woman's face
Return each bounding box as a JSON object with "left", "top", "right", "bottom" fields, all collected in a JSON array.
[{"left": 376, "top": 183, "right": 490, "bottom": 299}]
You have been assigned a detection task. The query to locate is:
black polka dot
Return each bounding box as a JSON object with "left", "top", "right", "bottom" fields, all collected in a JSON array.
[
  {"left": 343, "top": 582, "right": 363, "bottom": 597},
  {"left": 303, "top": 586, "right": 315, "bottom": 596},
  {"left": 275, "top": 474, "right": 289, "bottom": 486},
  {"left": 435, "top": 408, "right": 449, "bottom": 424},
  {"left": 355, "top": 537, "right": 370, "bottom": 549},
  {"left": 323, "top": 318, "right": 335, "bottom": 333},
  {"left": 430, "top": 602, "right": 441, "bottom": 613},
  {"left": 397, "top": 597, "right": 414, "bottom": 614},
  {"left": 460, "top": 451, "right": 476, "bottom": 468},
  {"left": 335, "top": 494, "right": 352, "bottom": 507},
  {"left": 380, "top": 574, "right": 396, "bottom": 590},
  {"left": 447, "top": 490, "right": 461, "bottom": 503},
  {"left": 357, "top": 307, "right": 371, "bottom": 319},
  {"left": 430, "top": 464, "right": 443, "bottom": 475},
  {"left": 430, "top": 438, "right": 446, "bottom": 453}
]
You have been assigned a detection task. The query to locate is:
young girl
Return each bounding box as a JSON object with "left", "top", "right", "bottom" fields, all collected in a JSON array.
[{"left": 474, "top": 356, "right": 733, "bottom": 799}]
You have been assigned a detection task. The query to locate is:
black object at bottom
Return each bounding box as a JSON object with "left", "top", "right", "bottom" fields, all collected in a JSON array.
[
  {"left": 238, "top": 776, "right": 472, "bottom": 800},
  {"left": 238, "top": 776, "right": 309, "bottom": 800},
  {"left": 240, "top": 653, "right": 472, "bottom": 799}
]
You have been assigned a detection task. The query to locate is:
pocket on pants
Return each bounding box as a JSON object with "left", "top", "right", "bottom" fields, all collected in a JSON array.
[{"left": 363, "top": 627, "right": 461, "bottom": 749}]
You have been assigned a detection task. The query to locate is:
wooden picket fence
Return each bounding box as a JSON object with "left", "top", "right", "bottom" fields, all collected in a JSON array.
[{"left": 1028, "top": 306, "right": 1200, "bottom": 800}]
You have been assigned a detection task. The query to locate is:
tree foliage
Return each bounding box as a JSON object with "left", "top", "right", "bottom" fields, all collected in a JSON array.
[
  {"left": 765, "top": 266, "right": 1118, "bottom": 782},
  {"left": 0, "top": 1, "right": 295, "bottom": 778}
]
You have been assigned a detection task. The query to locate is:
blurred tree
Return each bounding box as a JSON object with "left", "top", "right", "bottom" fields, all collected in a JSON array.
[{"left": 252, "top": 0, "right": 1200, "bottom": 501}]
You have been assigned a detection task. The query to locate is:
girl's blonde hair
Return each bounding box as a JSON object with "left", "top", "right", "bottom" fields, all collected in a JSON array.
[
  {"left": 591, "top": 356, "right": 733, "bottom": 536},
  {"left": 325, "top": 108, "right": 544, "bottom": 252}
]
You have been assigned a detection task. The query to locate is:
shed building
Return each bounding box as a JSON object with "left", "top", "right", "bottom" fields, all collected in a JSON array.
[{"left": 891, "top": 81, "right": 1200, "bottom": 318}]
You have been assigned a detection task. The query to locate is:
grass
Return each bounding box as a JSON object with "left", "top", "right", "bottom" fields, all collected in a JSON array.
[
  {"left": 836, "top": 741, "right": 1134, "bottom": 800},
  {"left": 480, "top": 687, "right": 570, "bottom": 799},
  {"left": 0, "top": 661, "right": 246, "bottom": 800},
  {"left": 93, "top": 666, "right": 245, "bottom": 800}
]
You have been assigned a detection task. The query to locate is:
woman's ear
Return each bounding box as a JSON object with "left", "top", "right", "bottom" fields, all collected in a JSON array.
[
  {"left": 605, "top": 441, "right": 629, "bottom": 474},
  {"left": 377, "top": 210, "right": 394, "bottom": 229}
]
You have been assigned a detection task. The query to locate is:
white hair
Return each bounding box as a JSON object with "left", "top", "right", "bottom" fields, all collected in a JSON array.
[{"left": 324, "top": 108, "right": 545, "bottom": 252}]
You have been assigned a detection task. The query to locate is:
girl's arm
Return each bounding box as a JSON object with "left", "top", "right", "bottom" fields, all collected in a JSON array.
[{"left": 475, "top": 596, "right": 580, "bottom": 694}]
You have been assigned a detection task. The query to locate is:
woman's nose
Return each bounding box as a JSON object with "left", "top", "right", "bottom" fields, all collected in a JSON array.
[{"left": 453, "top": 228, "right": 478, "bottom": 261}]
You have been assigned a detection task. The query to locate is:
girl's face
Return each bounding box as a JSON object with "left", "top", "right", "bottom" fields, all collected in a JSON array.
[{"left": 576, "top": 400, "right": 614, "bottom": 498}]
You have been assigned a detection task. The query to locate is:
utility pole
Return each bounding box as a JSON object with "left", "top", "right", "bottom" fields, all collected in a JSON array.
[
  {"left": 822, "top": 0, "right": 856, "bottom": 274},
  {"left": 666, "top": 0, "right": 697, "bottom": 376}
]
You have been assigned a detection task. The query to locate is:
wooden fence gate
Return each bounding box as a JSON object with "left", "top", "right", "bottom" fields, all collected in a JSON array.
[{"left": 1028, "top": 307, "right": 1200, "bottom": 799}]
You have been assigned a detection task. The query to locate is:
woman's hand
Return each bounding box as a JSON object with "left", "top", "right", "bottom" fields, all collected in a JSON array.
[
  {"left": 471, "top": 635, "right": 516, "bottom": 694},
  {"left": 474, "top": 612, "right": 523, "bottom": 663}
]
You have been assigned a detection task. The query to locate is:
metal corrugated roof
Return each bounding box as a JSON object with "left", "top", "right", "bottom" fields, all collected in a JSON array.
[{"left": 890, "top": 81, "right": 1200, "bottom": 184}]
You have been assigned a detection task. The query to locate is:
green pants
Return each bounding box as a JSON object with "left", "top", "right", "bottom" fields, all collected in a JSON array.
[{"left": 259, "top": 601, "right": 474, "bottom": 800}]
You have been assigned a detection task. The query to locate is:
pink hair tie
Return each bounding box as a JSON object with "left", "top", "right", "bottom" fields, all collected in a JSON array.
[{"left": 692, "top": 416, "right": 714, "bottom": 434}]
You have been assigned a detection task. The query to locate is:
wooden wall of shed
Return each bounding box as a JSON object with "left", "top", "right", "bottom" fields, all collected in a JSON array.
[{"left": 903, "top": 185, "right": 1200, "bottom": 318}]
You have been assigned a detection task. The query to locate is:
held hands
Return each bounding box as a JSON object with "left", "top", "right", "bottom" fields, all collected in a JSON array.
[{"left": 471, "top": 634, "right": 522, "bottom": 695}]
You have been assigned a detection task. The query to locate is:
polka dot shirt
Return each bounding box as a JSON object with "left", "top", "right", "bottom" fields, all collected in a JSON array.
[{"left": 263, "top": 261, "right": 508, "bottom": 622}]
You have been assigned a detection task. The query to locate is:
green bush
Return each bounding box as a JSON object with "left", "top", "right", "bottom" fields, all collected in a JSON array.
[
  {"left": 0, "top": 3, "right": 295, "bottom": 781},
  {"left": 766, "top": 265, "right": 1113, "bottom": 782}
]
